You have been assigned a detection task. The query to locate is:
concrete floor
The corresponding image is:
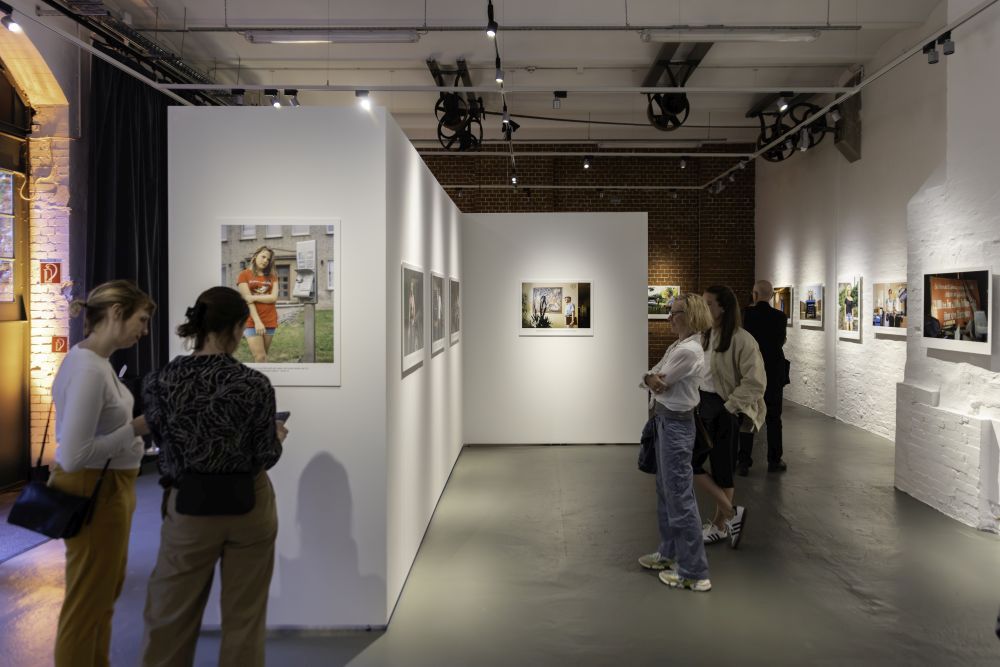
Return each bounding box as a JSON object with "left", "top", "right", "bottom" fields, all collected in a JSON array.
[{"left": 1, "top": 402, "right": 999, "bottom": 666}]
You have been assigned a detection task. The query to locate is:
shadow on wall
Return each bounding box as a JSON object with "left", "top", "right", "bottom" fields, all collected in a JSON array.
[{"left": 270, "top": 452, "right": 385, "bottom": 629}]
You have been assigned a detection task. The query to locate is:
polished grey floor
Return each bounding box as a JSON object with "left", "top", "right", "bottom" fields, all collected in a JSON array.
[{"left": 2, "top": 403, "right": 999, "bottom": 666}]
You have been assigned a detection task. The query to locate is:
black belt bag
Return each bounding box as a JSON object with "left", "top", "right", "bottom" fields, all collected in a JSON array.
[{"left": 174, "top": 471, "right": 256, "bottom": 516}]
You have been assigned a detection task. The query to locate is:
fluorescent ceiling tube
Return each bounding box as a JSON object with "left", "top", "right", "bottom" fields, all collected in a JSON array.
[
  {"left": 640, "top": 28, "right": 820, "bottom": 43},
  {"left": 244, "top": 30, "right": 420, "bottom": 45}
]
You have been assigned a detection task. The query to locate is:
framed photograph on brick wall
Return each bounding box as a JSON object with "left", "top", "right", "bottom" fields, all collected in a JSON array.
[
  {"left": 648, "top": 285, "right": 680, "bottom": 320},
  {"left": 872, "top": 280, "right": 907, "bottom": 337},
  {"left": 921, "top": 268, "right": 992, "bottom": 355},
  {"left": 837, "top": 276, "right": 862, "bottom": 340}
]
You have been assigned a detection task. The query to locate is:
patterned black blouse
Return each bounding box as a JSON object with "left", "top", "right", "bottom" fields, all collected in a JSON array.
[{"left": 143, "top": 354, "right": 282, "bottom": 484}]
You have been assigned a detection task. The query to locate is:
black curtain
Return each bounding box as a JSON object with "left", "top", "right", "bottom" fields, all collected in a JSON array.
[{"left": 86, "top": 48, "right": 173, "bottom": 384}]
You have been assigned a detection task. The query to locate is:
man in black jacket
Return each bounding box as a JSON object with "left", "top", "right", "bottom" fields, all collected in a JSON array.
[{"left": 738, "top": 280, "right": 789, "bottom": 474}]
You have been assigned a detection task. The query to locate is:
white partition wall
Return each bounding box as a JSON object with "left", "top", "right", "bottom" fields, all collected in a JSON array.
[
  {"left": 462, "top": 213, "right": 648, "bottom": 444},
  {"left": 168, "top": 106, "right": 462, "bottom": 627}
]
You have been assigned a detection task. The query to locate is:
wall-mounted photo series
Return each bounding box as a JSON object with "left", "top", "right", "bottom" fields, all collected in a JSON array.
[
  {"left": 449, "top": 277, "right": 461, "bottom": 346},
  {"left": 799, "top": 284, "right": 824, "bottom": 329},
  {"left": 431, "top": 272, "right": 446, "bottom": 355},
  {"left": 402, "top": 262, "right": 425, "bottom": 373},
  {"left": 648, "top": 285, "right": 681, "bottom": 320},
  {"left": 838, "top": 276, "right": 862, "bottom": 340},
  {"left": 922, "top": 269, "right": 992, "bottom": 355},
  {"left": 772, "top": 286, "right": 793, "bottom": 326},
  {"left": 872, "top": 281, "right": 907, "bottom": 335},
  {"left": 521, "top": 281, "right": 593, "bottom": 336},
  {"left": 220, "top": 220, "right": 342, "bottom": 387}
]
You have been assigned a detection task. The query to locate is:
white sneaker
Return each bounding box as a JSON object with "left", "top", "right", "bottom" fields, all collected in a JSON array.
[
  {"left": 658, "top": 569, "right": 712, "bottom": 592},
  {"left": 726, "top": 506, "right": 747, "bottom": 549},
  {"left": 702, "top": 523, "right": 727, "bottom": 545},
  {"left": 638, "top": 552, "right": 676, "bottom": 571}
]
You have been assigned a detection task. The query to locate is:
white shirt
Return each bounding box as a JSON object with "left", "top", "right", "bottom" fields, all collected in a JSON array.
[
  {"left": 52, "top": 345, "right": 144, "bottom": 472},
  {"left": 642, "top": 334, "right": 705, "bottom": 412}
]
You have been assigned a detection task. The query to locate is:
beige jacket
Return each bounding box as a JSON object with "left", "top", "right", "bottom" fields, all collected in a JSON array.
[{"left": 705, "top": 328, "right": 767, "bottom": 431}]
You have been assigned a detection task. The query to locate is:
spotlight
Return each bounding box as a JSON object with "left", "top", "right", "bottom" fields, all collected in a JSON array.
[
  {"left": 583, "top": 155, "right": 591, "bottom": 170},
  {"left": 777, "top": 96, "right": 789, "bottom": 112},
  {"left": 285, "top": 89, "right": 300, "bottom": 107},
  {"left": 828, "top": 107, "right": 842, "bottom": 124},
  {"left": 923, "top": 42, "right": 939, "bottom": 64},
  {"left": 784, "top": 138, "right": 794, "bottom": 152},
  {"left": 737, "top": 160, "right": 746, "bottom": 170},
  {"left": 486, "top": 1, "right": 498, "bottom": 38},
  {"left": 670, "top": 191, "right": 678, "bottom": 200},
  {"left": 501, "top": 105, "right": 510, "bottom": 126},
  {"left": 938, "top": 31, "right": 955, "bottom": 56},
  {"left": 457, "top": 188, "right": 464, "bottom": 198},
  {"left": 598, "top": 189, "right": 605, "bottom": 199},
  {"left": 495, "top": 57, "right": 504, "bottom": 84},
  {"left": 680, "top": 158, "right": 686, "bottom": 170},
  {"left": 552, "top": 90, "right": 567, "bottom": 110},
  {"left": 511, "top": 173, "right": 518, "bottom": 185},
  {"left": 1, "top": 5, "right": 21, "bottom": 34},
  {"left": 356, "top": 90, "right": 371, "bottom": 110},
  {"left": 231, "top": 88, "right": 245, "bottom": 106},
  {"left": 717, "top": 182, "right": 726, "bottom": 193},
  {"left": 799, "top": 128, "right": 810, "bottom": 151},
  {"left": 264, "top": 89, "right": 280, "bottom": 107},
  {"left": 728, "top": 173, "right": 736, "bottom": 183}
]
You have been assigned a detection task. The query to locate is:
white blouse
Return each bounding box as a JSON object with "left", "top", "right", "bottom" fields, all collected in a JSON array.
[{"left": 642, "top": 334, "right": 706, "bottom": 412}]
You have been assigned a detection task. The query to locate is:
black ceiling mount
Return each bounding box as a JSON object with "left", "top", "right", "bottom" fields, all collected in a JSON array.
[
  {"left": 642, "top": 42, "right": 711, "bottom": 132},
  {"left": 746, "top": 92, "right": 834, "bottom": 162},
  {"left": 427, "top": 58, "right": 485, "bottom": 151}
]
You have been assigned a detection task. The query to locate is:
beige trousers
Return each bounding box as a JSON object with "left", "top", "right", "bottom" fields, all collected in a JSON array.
[
  {"left": 141, "top": 472, "right": 278, "bottom": 667},
  {"left": 50, "top": 465, "right": 139, "bottom": 667}
]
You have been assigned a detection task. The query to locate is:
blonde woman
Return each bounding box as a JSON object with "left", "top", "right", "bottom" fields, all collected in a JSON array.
[
  {"left": 237, "top": 245, "right": 278, "bottom": 362},
  {"left": 638, "top": 293, "right": 715, "bottom": 592},
  {"left": 50, "top": 280, "right": 155, "bottom": 666}
]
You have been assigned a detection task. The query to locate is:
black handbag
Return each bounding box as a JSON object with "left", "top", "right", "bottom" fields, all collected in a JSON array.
[
  {"left": 7, "top": 404, "right": 112, "bottom": 539},
  {"left": 693, "top": 407, "right": 715, "bottom": 457},
  {"left": 174, "top": 471, "right": 255, "bottom": 516},
  {"left": 638, "top": 416, "right": 657, "bottom": 474}
]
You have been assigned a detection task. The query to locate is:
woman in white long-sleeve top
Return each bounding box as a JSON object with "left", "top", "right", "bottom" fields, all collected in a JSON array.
[
  {"left": 49, "top": 280, "right": 155, "bottom": 667},
  {"left": 638, "top": 293, "right": 716, "bottom": 592}
]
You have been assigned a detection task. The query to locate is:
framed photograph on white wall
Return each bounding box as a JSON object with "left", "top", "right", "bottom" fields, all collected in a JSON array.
[
  {"left": 402, "top": 262, "right": 425, "bottom": 372},
  {"left": 219, "top": 218, "right": 342, "bottom": 386},
  {"left": 799, "top": 284, "right": 824, "bottom": 329},
  {"left": 520, "top": 280, "right": 593, "bottom": 337},
  {"left": 772, "top": 286, "right": 793, "bottom": 326},
  {"left": 921, "top": 268, "right": 992, "bottom": 355},
  {"left": 872, "top": 280, "right": 907, "bottom": 336},
  {"left": 837, "top": 276, "right": 862, "bottom": 340},
  {"left": 449, "top": 277, "right": 460, "bottom": 346},
  {"left": 431, "top": 272, "right": 446, "bottom": 355}
]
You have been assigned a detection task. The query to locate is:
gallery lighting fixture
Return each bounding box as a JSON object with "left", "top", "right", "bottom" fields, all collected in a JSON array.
[
  {"left": 828, "top": 107, "right": 842, "bottom": 124},
  {"left": 784, "top": 137, "right": 794, "bottom": 152},
  {"left": 244, "top": 30, "right": 420, "bottom": 44},
  {"left": 776, "top": 96, "right": 789, "bottom": 112},
  {"left": 495, "top": 56, "right": 504, "bottom": 84},
  {"left": 670, "top": 191, "right": 678, "bottom": 200},
  {"left": 728, "top": 173, "right": 736, "bottom": 183},
  {"left": 486, "top": 1, "right": 498, "bottom": 39},
  {"left": 0, "top": 2, "right": 21, "bottom": 33},
  {"left": 264, "top": 89, "right": 280, "bottom": 107},
  {"left": 679, "top": 158, "right": 686, "bottom": 169},
  {"left": 923, "top": 42, "right": 939, "bottom": 64},
  {"left": 356, "top": 90, "right": 371, "bottom": 110},
  {"left": 511, "top": 173, "right": 518, "bottom": 185},
  {"left": 938, "top": 31, "right": 955, "bottom": 55},
  {"left": 285, "top": 89, "right": 300, "bottom": 107},
  {"left": 230, "top": 88, "right": 245, "bottom": 106},
  {"left": 552, "top": 91, "right": 567, "bottom": 110},
  {"left": 799, "top": 128, "right": 810, "bottom": 151},
  {"left": 583, "top": 155, "right": 591, "bottom": 169},
  {"left": 737, "top": 160, "right": 746, "bottom": 170},
  {"left": 640, "top": 28, "right": 820, "bottom": 43}
]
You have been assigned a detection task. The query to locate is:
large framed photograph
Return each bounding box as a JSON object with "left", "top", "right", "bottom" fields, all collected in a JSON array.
[
  {"left": 521, "top": 281, "right": 593, "bottom": 337},
  {"left": 648, "top": 285, "right": 680, "bottom": 320},
  {"left": 872, "top": 281, "right": 907, "bottom": 335},
  {"left": 402, "top": 262, "right": 425, "bottom": 372},
  {"left": 449, "top": 277, "right": 460, "bottom": 345},
  {"left": 837, "top": 276, "right": 862, "bottom": 340},
  {"left": 772, "top": 286, "right": 793, "bottom": 326},
  {"left": 220, "top": 220, "right": 341, "bottom": 386},
  {"left": 431, "top": 272, "right": 446, "bottom": 355},
  {"left": 799, "top": 284, "right": 824, "bottom": 329},
  {"left": 922, "top": 268, "right": 991, "bottom": 355}
]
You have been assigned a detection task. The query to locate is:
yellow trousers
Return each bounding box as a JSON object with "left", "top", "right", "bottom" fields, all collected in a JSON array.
[
  {"left": 141, "top": 472, "right": 278, "bottom": 667},
  {"left": 49, "top": 465, "right": 138, "bottom": 667}
]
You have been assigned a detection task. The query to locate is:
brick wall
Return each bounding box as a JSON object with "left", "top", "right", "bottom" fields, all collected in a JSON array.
[
  {"left": 28, "top": 105, "right": 72, "bottom": 463},
  {"left": 421, "top": 144, "right": 755, "bottom": 367}
]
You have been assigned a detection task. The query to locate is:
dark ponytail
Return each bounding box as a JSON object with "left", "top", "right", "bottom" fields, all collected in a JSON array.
[
  {"left": 704, "top": 285, "right": 742, "bottom": 354},
  {"left": 177, "top": 286, "right": 250, "bottom": 351}
]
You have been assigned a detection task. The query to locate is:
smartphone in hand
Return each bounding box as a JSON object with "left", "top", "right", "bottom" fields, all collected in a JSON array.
[{"left": 276, "top": 411, "right": 291, "bottom": 423}]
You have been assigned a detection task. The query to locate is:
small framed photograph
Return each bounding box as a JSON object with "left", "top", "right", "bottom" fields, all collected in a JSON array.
[{"left": 648, "top": 285, "right": 680, "bottom": 320}]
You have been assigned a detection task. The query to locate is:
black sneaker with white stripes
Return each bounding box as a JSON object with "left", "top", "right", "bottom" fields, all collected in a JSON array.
[{"left": 726, "top": 506, "right": 747, "bottom": 549}]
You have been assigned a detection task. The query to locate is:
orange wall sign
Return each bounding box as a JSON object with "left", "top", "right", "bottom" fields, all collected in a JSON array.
[
  {"left": 51, "top": 336, "right": 68, "bottom": 353},
  {"left": 40, "top": 261, "right": 62, "bottom": 284}
]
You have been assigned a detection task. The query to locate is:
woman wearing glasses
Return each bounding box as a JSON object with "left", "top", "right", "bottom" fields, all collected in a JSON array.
[{"left": 638, "top": 293, "right": 715, "bottom": 592}]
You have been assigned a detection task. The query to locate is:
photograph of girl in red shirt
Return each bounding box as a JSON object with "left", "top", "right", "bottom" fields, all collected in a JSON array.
[{"left": 237, "top": 245, "right": 279, "bottom": 362}]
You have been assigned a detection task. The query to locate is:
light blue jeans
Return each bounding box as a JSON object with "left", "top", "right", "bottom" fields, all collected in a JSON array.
[{"left": 654, "top": 407, "right": 710, "bottom": 580}]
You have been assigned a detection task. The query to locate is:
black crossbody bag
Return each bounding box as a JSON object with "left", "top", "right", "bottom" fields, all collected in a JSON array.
[
  {"left": 173, "top": 471, "right": 256, "bottom": 516},
  {"left": 7, "top": 404, "right": 112, "bottom": 539}
]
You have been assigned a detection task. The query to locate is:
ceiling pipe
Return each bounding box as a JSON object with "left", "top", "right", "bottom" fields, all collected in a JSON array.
[
  {"left": 131, "top": 23, "right": 864, "bottom": 35},
  {"left": 418, "top": 151, "right": 754, "bottom": 158},
  {"left": 702, "top": 0, "right": 1000, "bottom": 191},
  {"left": 158, "top": 83, "right": 854, "bottom": 94}
]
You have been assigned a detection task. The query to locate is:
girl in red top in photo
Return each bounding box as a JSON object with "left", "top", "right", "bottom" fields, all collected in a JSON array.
[{"left": 237, "top": 245, "right": 279, "bottom": 362}]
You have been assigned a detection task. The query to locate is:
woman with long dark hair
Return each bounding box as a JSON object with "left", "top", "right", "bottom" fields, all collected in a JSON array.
[
  {"left": 237, "top": 245, "right": 278, "bottom": 362},
  {"left": 141, "top": 286, "right": 287, "bottom": 666},
  {"left": 50, "top": 280, "right": 155, "bottom": 666},
  {"left": 696, "top": 285, "right": 766, "bottom": 549}
]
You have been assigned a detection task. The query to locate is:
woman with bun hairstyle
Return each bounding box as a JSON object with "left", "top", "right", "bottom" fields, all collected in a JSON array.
[
  {"left": 141, "top": 286, "right": 287, "bottom": 667},
  {"left": 236, "top": 245, "right": 278, "bottom": 362},
  {"left": 49, "top": 280, "right": 155, "bottom": 666}
]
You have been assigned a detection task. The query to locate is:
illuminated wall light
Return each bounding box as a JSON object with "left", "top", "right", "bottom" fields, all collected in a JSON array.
[
  {"left": 510, "top": 173, "right": 518, "bottom": 185},
  {"left": 583, "top": 155, "right": 591, "bottom": 169},
  {"left": 495, "top": 56, "right": 504, "bottom": 84},
  {"left": 679, "top": 158, "right": 686, "bottom": 169},
  {"left": 0, "top": 2, "right": 21, "bottom": 34},
  {"left": 486, "top": 1, "right": 498, "bottom": 38},
  {"left": 264, "top": 88, "right": 280, "bottom": 107},
  {"left": 799, "top": 128, "right": 810, "bottom": 151},
  {"left": 285, "top": 89, "right": 300, "bottom": 107},
  {"left": 356, "top": 90, "right": 371, "bottom": 110}
]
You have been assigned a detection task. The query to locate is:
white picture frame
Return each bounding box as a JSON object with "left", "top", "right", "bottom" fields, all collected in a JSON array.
[
  {"left": 449, "top": 277, "right": 461, "bottom": 346},
  {"left": 921, "top": 267, "right": 992, "bottom": 355},
  {"left": 402, "top": 262, "right": 426, "bottom": 373},
  {"left": 799, "top": 284, "right": 825, "bottom": 329},
  {"left": 431, "top": 271, "right": 446, "bottom": 355},
  {"left": 837, "top": 276, "right": 862, "bottom": 341},
  {"left": 872, "top": 279, "right": 908, "bottom": 337}
]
